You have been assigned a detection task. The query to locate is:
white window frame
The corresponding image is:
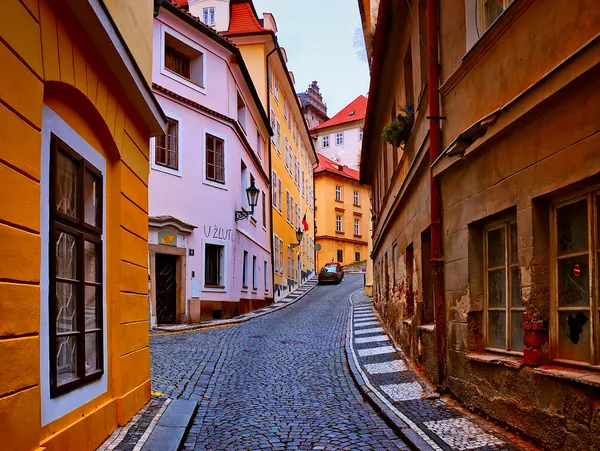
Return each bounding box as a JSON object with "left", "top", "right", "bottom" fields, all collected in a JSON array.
[
  {"left": 160, "top": 26, "right": 207, "bottom": 95},
  {"left": 151, "top": 109, "right": 183, "bottom": 177},
  {"left": 336, "top": 215, "right": 343, "bottom": 233},
  {"left": 322, "top": 135, "right": 330, "bottom": 148},
  {"left": 202, "top": 7, "right": 216, "bottom": 26},
  {"left": 335, "top": 185, "right": 342, "bottom": 202},
  {"left": 273, "top": 75, "right": 279, "bottom": 103},
  {"left": 202, "top": 127, "right": 228, "bottom": 190},
  {"left": 354, "top": 190, "right": 360, "bottom": 206},
  {"left": 354, "top": 218, "right": 360, "bottom": 236},
  {"left": 359, "top": 128, "right": 363, "bottom": 141},
  {"left": 477, "top": 0, "right": 514, "bottom": 34},
  {"left": 40, "top": 105, "right": 108, "bottom": 425},
  {"left": 202, "top": 239, "right": 228, "bottom": 292},
  {"left": 335, "top": 132, "right": 343, "bottom": 146}
]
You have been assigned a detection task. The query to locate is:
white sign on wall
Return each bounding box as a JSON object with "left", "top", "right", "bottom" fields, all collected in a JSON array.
[{"left": 191, "top": 278, "right": 200, "bottom": 298}]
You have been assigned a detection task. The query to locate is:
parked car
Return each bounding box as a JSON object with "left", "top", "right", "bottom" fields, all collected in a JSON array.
[{"left": 318, "top": 262, "right": 344, "bottom": 284}]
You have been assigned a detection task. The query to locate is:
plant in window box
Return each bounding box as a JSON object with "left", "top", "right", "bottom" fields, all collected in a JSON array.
[{"left": 381, "top": 105, "right": 415, "bottom": 147}]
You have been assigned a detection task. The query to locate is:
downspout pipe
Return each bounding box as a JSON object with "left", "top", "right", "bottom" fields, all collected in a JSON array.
[
  {"left": 266, "top": 45, "right": 278, "bottom": 301},
  {"left": 427, "top": 0, "right": 446, "bottom": 385}
]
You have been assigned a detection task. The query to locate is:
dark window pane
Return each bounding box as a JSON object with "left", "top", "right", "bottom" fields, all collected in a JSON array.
[
  {"left": 557, "top": 200, "right": 588, "bottom": 255},
  {"left": 487, "top": 228, "right": 505, "bottom": 268},
  {"left": 558, "top": 256, "right": 589, "bottom": 307},
  {"left": 84, "top": 169, "right": 100, "bottom": 227},
  {"left": 510, "top": 223, "right": 518, "bottom": 264},
  {"left": 511, "top": 311, "right": 525, "bottom": 352},
  {"left": 56, "top": 336, "right": 78, "bottom": 386},
  {"left": 488, "top": 269, "right": 506, "bottom": 308},
  {"left": 85, "top": 332, "right": 100, "bottom": 374},
  {"left": 56, "top": 151, "right": 78, "bottom": 218},
  {"left": 558, "top": 310, "right": 590, "bottom": 362},
  {"left": 85, "top": 286, "right": 99, "bottom": 330},
  {"left": 56, "top": 232, "right": 77, "bottom": 280},
  {"left": 85, "top": 241, "right": 98, "bottom": 282},
  {"left": 56, "top": 282, "right": 77, "bottom": 333},
  {"left": 511, "top": 266, "right": 521, "bottom": 307},
  {"left": 488, "top": 310, "right": 506, "bottom": 349}
]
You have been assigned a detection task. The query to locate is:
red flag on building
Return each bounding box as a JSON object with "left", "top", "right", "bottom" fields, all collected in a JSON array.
[{"left": 302, "top": 212, "right": 309, "bottom": 231}]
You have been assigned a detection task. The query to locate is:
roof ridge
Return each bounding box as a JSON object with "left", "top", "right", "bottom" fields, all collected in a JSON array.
[{"left": 311, "top": 95, "right": 367, "bottom": 132}]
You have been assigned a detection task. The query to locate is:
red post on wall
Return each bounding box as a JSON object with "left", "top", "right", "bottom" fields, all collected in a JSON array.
[{"left": 427, "top": 0, "right": 446, "bottom": 385}]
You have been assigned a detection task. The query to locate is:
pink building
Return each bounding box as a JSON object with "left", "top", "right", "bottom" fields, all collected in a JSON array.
[{"left": 149, "top": 2, "right": 273, "bottom": 326}]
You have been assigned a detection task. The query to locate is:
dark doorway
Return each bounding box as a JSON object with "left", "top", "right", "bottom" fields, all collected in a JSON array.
[
  {"left": 156, "top": 254, "right": 178, "bottom": 324},
  {"left": 421, "top": 230, "right": 435, "bottom": 324}
]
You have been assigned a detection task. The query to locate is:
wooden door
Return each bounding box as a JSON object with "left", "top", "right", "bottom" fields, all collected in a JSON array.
[{"left": 156, "top": 254, "right": 177, "bottom": 324}]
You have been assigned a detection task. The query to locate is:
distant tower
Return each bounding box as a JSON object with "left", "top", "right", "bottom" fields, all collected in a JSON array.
[{"left": 298, "top": 81, "right": 329, "bottom": 129}]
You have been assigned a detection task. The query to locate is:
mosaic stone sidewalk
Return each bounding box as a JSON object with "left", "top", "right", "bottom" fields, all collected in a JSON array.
[{"left": 348, "top": 290, "right": 524, "bottom": 451}]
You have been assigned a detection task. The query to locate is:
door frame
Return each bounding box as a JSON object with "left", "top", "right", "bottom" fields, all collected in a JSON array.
[{"left": 149, "top": 244, "right": 187, "bottom": 324}]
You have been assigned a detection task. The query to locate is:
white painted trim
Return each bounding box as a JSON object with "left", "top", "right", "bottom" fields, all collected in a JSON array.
[
  {"left": 160, "top": 24, "right": 208, "bottom": 95},
  {"left": 40, "top": 105, "right": 108, "bottom": 426},
  {"left": 202, "top": 127, "right": 229, "bottom": 190},
  {"left": 87, "top": 0, "right": 164, "bottom": 129},
  {"left": 201, "top": 238, "right": 229, "bottom": 292},
  {"left": 150, "top": 109, "right": 183, "bottom": 177}
]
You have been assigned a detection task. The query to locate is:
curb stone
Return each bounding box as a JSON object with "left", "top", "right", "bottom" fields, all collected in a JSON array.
[
  {"left": 141, "top": 399, "right": 198, "bottom": 451},
  {"left": 152, "top": 276, "right": 319, "bottom": 334},
  {"left": 345, "top": 289, "right": 436, "bottom": 451}
]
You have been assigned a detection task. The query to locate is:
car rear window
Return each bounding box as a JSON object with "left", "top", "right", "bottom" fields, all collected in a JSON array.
[{"left": 325, "top": 267, "right": 337, "bottom": 273}]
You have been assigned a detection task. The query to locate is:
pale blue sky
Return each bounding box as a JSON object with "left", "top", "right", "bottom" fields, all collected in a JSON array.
[{"left": 253, "top": 0, "right": 370, "bottom": 116}]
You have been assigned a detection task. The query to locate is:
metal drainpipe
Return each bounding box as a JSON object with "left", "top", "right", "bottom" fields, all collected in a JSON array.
[
  {"left": 266, "top": 45, "right": 278, "bottom": 301},
  {"left": 427, "top": 0, "right": 446, "bottom": 385}
]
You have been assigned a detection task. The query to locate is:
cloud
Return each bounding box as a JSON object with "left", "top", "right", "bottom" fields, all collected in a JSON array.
[{"left": 253, "top": 0, "right": 370, "bottom": 115}]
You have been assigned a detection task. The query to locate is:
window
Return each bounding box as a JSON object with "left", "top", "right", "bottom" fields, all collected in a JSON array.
[
  {"left": 279, "top": 237, "right": 284, "bottom": 273},
  {"left": 270, "top": 110, "right": 280, "bottom": 153},
  {"left": 551, "top": 195, "right": 600, "bottom": 365},
  {"left": 273, "top": 237, "right": 279, "bottom": 273},
  {"left": 50, "top": 136, "right": 103, "bottom": 395},
  {"left": 335, "top": 132, "right": 343, "bottom": 146},
  {"left": 252, "top": 256, "right": 257, "bottom": 289},
  {"left": 262, "top": 191, "right": 266, "bottom": 227},
  {"left": 296, "top": 204, "right": 301, "bottom": 230},
  {"left": 336, "top": 215, "right": 343, "bottom": 233},
  {"left": 256, "top": 131, "right": 264, "bottom": 160},
  {"left": 202, "top": 7, "right": 215, "bottom": 26},
  {"left": 272, "top": 171, "right": 278, "bottom": 208},
  {"left": 404, "top": 41, "right": 414, "bottom": 108},
  {"left": 273, "top": 75, "right": 279, "bottom": 102},
  {"left": 206, "top": 134, "right": 225, "bottom": 184},
  {"left": 164, "top": 34, "right": 204, "bottom": 86},
  {"left": 242, "top": 251, "right": 249, "bottom": 288},
  {"left": 155, "top": 118, "right": 178, "bottom": 170},
  {"left": 354, "top": 218, "right": 360, "bottom": 236},
  {"left": 294, "top": 156, "right": 300, "bottom": 186},
  {"left": 286, "top": 191, "right": 292, "bottom": 224},
  {"left": 277, "top": 179, "right": 283, "bottom": 212},
  {"left": 322, "top": 135, "right": 330, "bottom": 148},
  {"left": 355, "top": 251, "right": 361, "bottom": 262},
  {"left": 354, "top": 191, "right": 359, "bottom": 206},
  {"left": 301, "top": 171, "right": 305, "bottom": 197},
  {"left": 283, "top": 100, "right": 290, "bottom": 125},
  {"left": 335, "top": 185, "right": 342, "bottom": 202},
  {"left": 359, "top": 128, "right": 363, "bottom": 141},
  {"left": 264, "top": 261, "right": 268, "bottom": 291},
  {"left": 237, "top": 92, "right": 247, "bottom": 132},
  {"left": 337, "top": 250, "right": 343, "bottom": 263},
  {"left": 484, "top": 220, "right": 524, "bottom": 353},
  {"left": 205, "top": 244, "right": 224, "bottom": 287},
  {"left": 479, "top": 0, "right": 514, "bottom": 33},
  {"left": 285, "top": 140, "right": 292, "bottom": 173}
]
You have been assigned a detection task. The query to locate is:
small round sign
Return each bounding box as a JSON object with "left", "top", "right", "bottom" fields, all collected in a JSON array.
[
  {"left": 315, "top": 243, "right": 322, "bottom": 251},
  {"left": 573, "top": 263, "right": 581, "bottom": 277}
]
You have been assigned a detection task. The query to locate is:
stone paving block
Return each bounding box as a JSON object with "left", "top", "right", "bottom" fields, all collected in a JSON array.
[
  {"left": 158, "top": 399, "right": 197, "bottom": 428},
  {"left": 357, "top": 345, "right": 396, "bottom": 357},
  {"left": 141, "top": 425, "right": 186, "bottom": 451},
  {"left": 354, "top": 320, "right": 381, "bottom": 327},
  {"left": 355, "top": 334, "right": 390, "bottom": 344},
  {"left": 355, "top": 326, "right": 385, "bottom": 335},
  {"left": 423, "top": 418, "right": 505, "bottom": 450},
  {"left": 364, "top": 360, "right": 407, "bottom": 374},
  {"left": 380, "top": 382, "right": 424, "bottom": 401}
]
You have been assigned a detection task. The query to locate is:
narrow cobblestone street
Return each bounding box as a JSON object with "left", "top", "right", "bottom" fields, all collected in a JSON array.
[{"left": 145, "top": 274, "right": 408, "bottom": 450}]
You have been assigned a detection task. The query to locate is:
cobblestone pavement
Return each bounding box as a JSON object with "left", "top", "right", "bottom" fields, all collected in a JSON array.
[
  {"left": 350, "top": 292, "right": 523, "bottom": 451},
  {"left": 102, "top": 274, "right": 408, "bottom": 450}
]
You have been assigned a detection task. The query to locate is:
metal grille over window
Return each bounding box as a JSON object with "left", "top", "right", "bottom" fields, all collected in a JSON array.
[{"left": 51, "top": 136, "right": 103, "bottom": 397}]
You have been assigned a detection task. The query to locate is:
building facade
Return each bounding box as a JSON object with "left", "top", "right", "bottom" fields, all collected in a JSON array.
[
  {"left": 149, "top": 2, "right": 273, "bottom": 325},
  {"left": 0, "top": 0, "right": 165, "bottom": 450},
  {"left": 298, "top": 81, "right": 329, "bottom": 129},
  {"left": 360, "top": 0, "right": 600, "bottom": 449},
  {"left": 311, "top": 95, "right": 367, "bottom": 171},
  {"left": 222, "top": 0, "right": 318, "bottom": 300},
  {"left": 314, "top": 155, "right": 370, "bottom": 270}
]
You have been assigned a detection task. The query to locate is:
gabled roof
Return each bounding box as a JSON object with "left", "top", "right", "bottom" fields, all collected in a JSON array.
[
  {"left": 314, "top": 153, "right": 360, "bottom": 181},
  {"left": 224, "top": 0, "right": 270, "bottom": 36},
  {"left": 311, "top": 95, "right": 367, "bottom": 132}
]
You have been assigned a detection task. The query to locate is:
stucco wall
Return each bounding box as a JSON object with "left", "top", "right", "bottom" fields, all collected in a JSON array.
[{"left": 314, "top": 122, "right": 363, "bottom": 170}]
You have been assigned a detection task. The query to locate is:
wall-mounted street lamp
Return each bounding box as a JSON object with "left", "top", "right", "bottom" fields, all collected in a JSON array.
[
  {"left": 235, "top": 180, "right": 260, "bottom": 221},
  {"left": 289, "top": 228, "right": 304, "bottom": 250}
]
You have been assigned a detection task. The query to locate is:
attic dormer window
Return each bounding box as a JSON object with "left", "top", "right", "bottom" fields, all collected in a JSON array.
[
  {"left": 202, "top": 7, "right": 215, "bottom": 27},
  {"left": 349, "top": 110, "right": 355, "bottom": 116}
]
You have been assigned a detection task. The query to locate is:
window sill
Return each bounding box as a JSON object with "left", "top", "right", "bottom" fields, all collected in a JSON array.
[
  {"left": 335, "top": 199, "right": 344, "bottom": 204},
  {"left": 354, "top": 234, "right": 362, "bottom": 238},
  {"left": 203, "top": 179, "right": 228, "bottom": 191},
  {"left": 466, "top": 352, "right": 524, "bottom": 370},
  {"left": 534, "top": 364, "right": 600, "bottom": 389},
  {"left": 335, "top": 231, "right": 344, "bottom": 235},
  {"left": 335, "top": 207, "right": 345, "bottom": 212}
]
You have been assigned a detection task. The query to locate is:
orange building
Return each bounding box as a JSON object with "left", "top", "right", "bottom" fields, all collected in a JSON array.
[
  {"left": 314, "top": 154, "right": 370, "bottom": 270},
  {"left": 0, "top": 1, "right": 165, "bottom": 450}
]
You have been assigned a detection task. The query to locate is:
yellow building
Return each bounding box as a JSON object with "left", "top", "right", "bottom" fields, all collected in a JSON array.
[
  {"left": 223, "top": 0, "right": 318, "bottom": 299},
  {"left": 314, "top": 155, "right": 370, "bottom": 270},
  {"left": 0, "top": 1, "right": 165, "bottom": 450}
]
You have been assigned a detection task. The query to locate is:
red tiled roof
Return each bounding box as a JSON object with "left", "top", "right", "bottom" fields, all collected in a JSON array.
[
  {"left": 311, "top": 95, "right": 367, "bottom": 132},
  {"left": 224, "top": 1, "right": 268, "bottom": 35},
  {"left": 172, "top": 0, "right": 188, "bottom": 7},
  {"left": 314, "top": 153, "right": 360, "bottom": 181}
]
